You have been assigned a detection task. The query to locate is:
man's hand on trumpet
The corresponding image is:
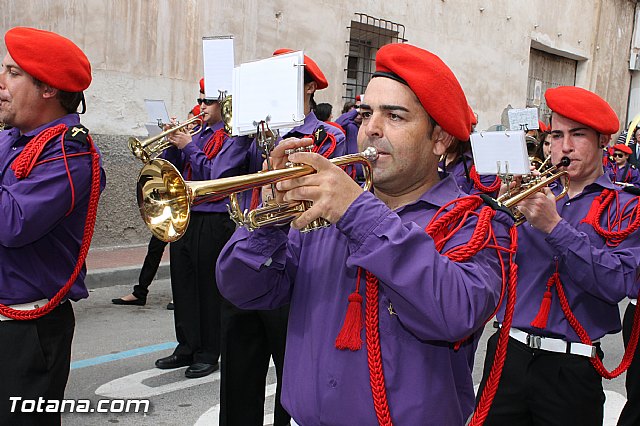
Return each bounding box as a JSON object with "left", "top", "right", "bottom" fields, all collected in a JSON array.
[
  {"left": 268, "top": 137, "right": 364, "bottom": 230},
  {"left": 167, "top": 128, "right": 192, "bottom": 149},
  {"left": 515, "top": 188, "right": 562, "bottom": 234}
]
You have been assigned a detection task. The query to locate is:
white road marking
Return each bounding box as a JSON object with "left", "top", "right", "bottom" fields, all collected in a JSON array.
[{"left": 95, "top": 367, "right": 219, "bottom": 399}]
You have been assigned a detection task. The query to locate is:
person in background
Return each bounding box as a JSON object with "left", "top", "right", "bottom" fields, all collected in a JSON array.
[
  {"left": 219, "top": 48, "right": 346, "bottom": 426},
  {"left": 605, "top": 143, "right": 640, "bottom": 187},
  {"left": 153, "top": 77, "right": 251, "bottom": 379},
  {"left": 0, "top": 26, "right": 106, "bottom": 424}
]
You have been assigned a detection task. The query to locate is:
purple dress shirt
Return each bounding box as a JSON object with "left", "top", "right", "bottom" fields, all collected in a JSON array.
[
  {"left": 0, "top": 114, "right": 106, "bottom": 305},
  {"left": 605, "top": 162, "right": 640, "bottom": 187},
  {"left": 497, "top": 175, "right": 640, "bottom": 341},
  {"left": 163, "top": 121, "right": 253, "bottom": 213},
  {"left": 217, "top": 175, "right": 513, "bottom": 425}
]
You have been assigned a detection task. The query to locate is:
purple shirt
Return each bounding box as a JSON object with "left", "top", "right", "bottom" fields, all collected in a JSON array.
[
  {"left": 217, "top": 176, "right": 513, "bottom": 425},
  {"left": 439, "top": 151, "right": 500, "bottom": 197},
  {"left": 497, "top": 175, "right": 640, "bottom": 340},
  {"left": 335, "top": 108, "right": 360, "bottom": 156},
  {"left": 163, "top": 121, "right": 252, "bottom": 213},
  {"left": 605, "top": 162, "right": 640, "bottom": 187},
  {"left": 0, "top": 114, "right": 106, "bottom": 304}
]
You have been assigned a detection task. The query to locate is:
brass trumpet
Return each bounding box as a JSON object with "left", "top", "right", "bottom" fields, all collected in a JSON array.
[
  {"left": 128, "top": 112, "right": 205, "bottom": 163},
  {"left": 496, "top": 157, "right": 570, "bottom": 225},
  {"left": 136, "top": 147, "right": 378, "bottom": 242}
]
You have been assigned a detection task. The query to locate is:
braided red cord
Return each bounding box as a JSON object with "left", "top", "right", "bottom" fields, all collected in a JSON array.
[
  {"left": 586, "top": 189, "right": 640, "bottom": 247},
  {"left": 10, "top": 124, "right": 67, "bottom": 178},
  {"left": 365, "top": 270, "right": 393, "bottom": 426},
  {"left": 0, "top": 130, "right": 101, "bottom": 320},
  {"left": 469, "top": 165, "right": 501, "bottom": 194},
  {"left": 364, "top": 195, "right": 514, "bottom": 425},
  {"left": 310, "top": 132, "right": 337, "bottom": 158},
  {"left": 555, "top": 278, "right": 640, "bottom": 379},
  {"left": 468, "top": 226, "right": 518, "bottom": 425},
  {"left": 544, "top": 188, "right": 640, "bottom": 379},
  {"left": 203, "top": 129, "right": 228, "bottom": 159}
]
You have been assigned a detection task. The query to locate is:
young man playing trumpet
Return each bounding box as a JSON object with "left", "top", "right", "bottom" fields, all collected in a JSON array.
[{"left": 478, "top": 86, "right": 640, "bottom": 425}]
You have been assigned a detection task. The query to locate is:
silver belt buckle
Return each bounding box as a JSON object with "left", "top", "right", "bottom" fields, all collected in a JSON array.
[{"left": 527, "top": 334, "right": 542, "bottom": 349}]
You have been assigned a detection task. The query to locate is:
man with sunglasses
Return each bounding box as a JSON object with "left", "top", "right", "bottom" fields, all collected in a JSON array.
[
  {"left": 153, "top": 77, "right": 252, "bottom": 379},
  {"left": 606, "top": 143, "right": 640, "bottom": 187}
]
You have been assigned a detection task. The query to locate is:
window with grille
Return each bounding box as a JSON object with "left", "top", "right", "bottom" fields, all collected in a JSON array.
[{"left": 343, "top": 13, "right": 407, "bottom": 103}]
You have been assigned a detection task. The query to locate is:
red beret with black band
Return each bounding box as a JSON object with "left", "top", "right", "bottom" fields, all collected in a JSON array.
[
  {"left": 5, "top": 27, "right": 91, "bottom": 92},
  {"left": 545, "top": 86, "right": 619, "bottom": 135},
  {"left": 373, "top": 43, "right": 471, "bottom": 141},
  {"left": 199, "top": 77, "right": 205, "bottom": 93},
  {"left": 273, "top": 48, "right": 328, "bottom": 90}
]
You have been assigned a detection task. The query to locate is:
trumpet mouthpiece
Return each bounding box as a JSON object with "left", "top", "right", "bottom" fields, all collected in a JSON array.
[
  {"left": 558, "top": 157, "right": 571, "bottom": 167},
  {"left": 363, "top": 147, "right": 378, "bottom": 161}
]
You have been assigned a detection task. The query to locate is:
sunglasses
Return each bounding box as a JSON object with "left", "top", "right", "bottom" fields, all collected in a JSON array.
[
  {"left": 197, "top": 98, "right": 218, "bottom": 106},
  {"left": 614, "top": 153, "right": 626, "bottom": 158}
]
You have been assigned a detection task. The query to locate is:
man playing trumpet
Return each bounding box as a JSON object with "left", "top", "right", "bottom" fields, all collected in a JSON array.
[
  {"left": 217, "top": 43, "right": 515, "bottom": 425},
  {"left": 478, "top": 86, "right": 640, "bottom": 425}
]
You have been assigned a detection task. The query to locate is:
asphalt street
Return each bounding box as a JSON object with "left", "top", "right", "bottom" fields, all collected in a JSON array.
[{"left": 62, "top": 278, "right": 630, "bottom": 425}]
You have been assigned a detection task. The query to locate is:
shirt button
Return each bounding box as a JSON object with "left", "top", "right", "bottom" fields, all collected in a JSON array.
[
  {"left": 566, "top": 202, "right": 570, "bottom": 206},
  {"left": 329, "top": 379, "right": 337, "bottom": 388},
  {"left": 12, "top": 147, "right": 17, "bottom": 150}
]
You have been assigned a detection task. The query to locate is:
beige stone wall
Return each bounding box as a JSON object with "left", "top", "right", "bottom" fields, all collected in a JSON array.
[{"left": 1, "top": 0, "right": 636, "bottom": 246}]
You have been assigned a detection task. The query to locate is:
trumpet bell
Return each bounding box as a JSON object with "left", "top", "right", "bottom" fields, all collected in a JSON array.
[{"left": 136, "top": 159, "right": 191, "bottom": 242}]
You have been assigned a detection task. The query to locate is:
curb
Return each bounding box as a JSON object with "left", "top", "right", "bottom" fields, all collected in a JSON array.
[{"left": 85, "top": 262, "right": 170, "bottom": 289}]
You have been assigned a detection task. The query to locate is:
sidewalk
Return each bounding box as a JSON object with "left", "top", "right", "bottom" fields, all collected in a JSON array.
[{"left": 85, "top": 244, "right": 170, "bottom": 289}]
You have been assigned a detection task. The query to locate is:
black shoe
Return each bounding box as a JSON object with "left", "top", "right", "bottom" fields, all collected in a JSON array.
[
  {"left": 185, "top": 362, "right": 219, "bottom": 378},
  {"left": 155, "top": 354, "right": 192, "bottom": 369},
  {"left": 166, "top": 301, "right": 174, "bottom": 310},
  {"left": 112, "top": 296, "right": 146, "bottom": 306}
]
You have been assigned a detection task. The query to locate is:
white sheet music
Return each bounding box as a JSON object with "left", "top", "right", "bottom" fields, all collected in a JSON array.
[
  {"left": 144, "top": 99, "right": 170, "bottom": 125},
  {"left": 231, "top": 51, "right": 305, "bottom": 136},
  {"left": 470, "top": 130, "right": 530, "bottom": 175},
  {"left": 144, "top": 123, "right": 163, "bottom": 137},
  {"left": 507, "top": 108, "right": 539, "bottom": 131},
  {"left": 202, "top": 36, "right": 234, "bottom": 98}
]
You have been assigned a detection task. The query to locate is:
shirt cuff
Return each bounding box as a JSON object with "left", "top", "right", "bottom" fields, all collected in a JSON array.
[
  {"left": 336, "top": 191, "right": 390, "bottom": 254},
  {"left": 545, "top": 218, "right": 582, "bottom": 256}
]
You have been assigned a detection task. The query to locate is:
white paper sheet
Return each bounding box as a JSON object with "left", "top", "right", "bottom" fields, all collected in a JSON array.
[
  {"left": 202, "top": 36, "right": 235, "bottom": 99},
  {"left": 231, "top": 51, "right": 305, "bottom": 136},
  {"left": 508, "top": 108, "right": 539, "bottom": 131},
  {"left": 144, "top": 99, "right": 170, "bottom": 125},
  {"left": 144, "top": 123, "right": 163, "bottom": 137},
  {"left": 470, "top": 130, "right": 530, "bottom": 175}
]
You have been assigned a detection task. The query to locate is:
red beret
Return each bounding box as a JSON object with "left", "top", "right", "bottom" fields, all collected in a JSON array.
[
  {"left": 191, "top": 104, "right": 201, "bottom": 116},
  {"left": 355, "top": 95, "right": 361, "bottom": 102},
  {"left": 374, "top": 43, "right": 471, "bottom": 141},
  {"left": 273, "top": 48, "right": 328, "bottom": 90},
  {"left": 545, "top": 86, "right": 619, "bottom": 135},
  {"left": 199, "top": 78, "right": 205, "bottom": 93},
  {"left": 5, "top": 27, "right": 91, "bottom": 92},
  {"left": 613, "top": 143, "right": 632, "bottom": 155},
  {"left": 468, "top": 105, "right": 478, "bottom": 127},
  {"left": 538, "top": 121, "right": 548, "bottom": 132}
]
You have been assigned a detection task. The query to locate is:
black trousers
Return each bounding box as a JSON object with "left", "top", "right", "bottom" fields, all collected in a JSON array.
[
  {"left": 477, "top": 331, "right": 605, "bottom": 426},
  {"left": 618, "top": 303, "right": 640, "bottom": 426},
  {"left": 132, "top": 235, "right": 168, "bottom": 300},
  {"left": 219, "top": 300, "right": 291, "bottom": 426},
  {"left": 169, "top": 212, "right": 235, "bottom": 364},
  {"left": 0, "top": 301, "right": 75, "bottom": 426}
]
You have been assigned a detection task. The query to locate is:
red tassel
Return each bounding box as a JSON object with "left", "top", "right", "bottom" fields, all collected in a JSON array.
[
  {"left": 530, "top": 288, "right": 552, "bottom": 329},
  {"left": 335, "top": 292, "right": 363, "bottom": 351}
]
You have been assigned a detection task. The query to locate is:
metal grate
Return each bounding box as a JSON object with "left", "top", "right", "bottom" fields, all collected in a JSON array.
[{"left": 343, "top": 13, "right": 407, "bottom": 103}]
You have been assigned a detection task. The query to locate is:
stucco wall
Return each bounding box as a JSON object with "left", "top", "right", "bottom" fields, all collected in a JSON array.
[{"left": 1, "top": 0, "right": 636, "bottom": 247}]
